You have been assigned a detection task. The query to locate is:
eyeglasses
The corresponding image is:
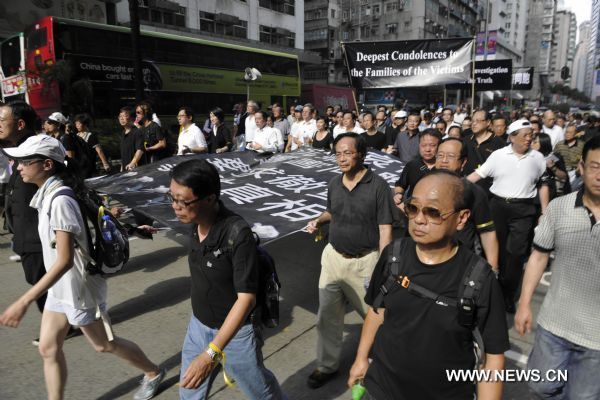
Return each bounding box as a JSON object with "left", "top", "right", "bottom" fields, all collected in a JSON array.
[
  {"left": 404, "top": 202, "right": 457, "bottom": 225},
  {"left": 335, "top": 151, "right": 357, "bottom": 159},
  {"left": 435, "top": 153, "right": 460, "bottom": 161},
  {"left": 19, "top": 159, "right": 44, "bottom": 167},
  {"left": 166, "top": 192, "right": 202, "bottom": 207},
  {"left": 471, "top": 119, "right": 487, "bottom": 123}
]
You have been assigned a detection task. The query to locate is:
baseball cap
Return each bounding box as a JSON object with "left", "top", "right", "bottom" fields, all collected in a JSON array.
[
  {"left": 294, "top": 105, "right": 304, "bottom": 112},
  {"left": 47, "top": 112, "right": 67, "bottom": 125},
  {"left": 394, "top": 110, "right": 408, "bottom": 119},
  {"left": 2, "top": 134, "right": 66, "bottom": 163},
  {"left": 507, "top": 119, "right": 532, "bottom": 135}
]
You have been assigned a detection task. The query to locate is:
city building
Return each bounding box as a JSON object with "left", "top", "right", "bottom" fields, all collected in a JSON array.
[
  {"left": 523, "top": 0, "right": 557, "bottom": 103},
  {"left": 550, "top": 10, "right": 577, "bottom": 84},
  {"left": 487, "top": 0, "right": 528, "bottom": 65},
  {"left": 586, "top": 0, "right": 600, "bottom": 101},
  {"left": 571, "top": 21, "right": 590, "bottom": 93}
]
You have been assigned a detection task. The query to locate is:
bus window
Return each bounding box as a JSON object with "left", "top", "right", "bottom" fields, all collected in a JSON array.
[
  {"left": 26, "top": 27, "right": 48, "bottom": 50},
  {"left": 1, "top": 36, "right": 22, "bottom": 77}
]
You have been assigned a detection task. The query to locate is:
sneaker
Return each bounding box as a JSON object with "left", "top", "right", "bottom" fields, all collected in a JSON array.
[
  {"left": 133, "top": 368, "right": 165, "bottom": 400},
  {"left": 32, "top": 337, "right": 39, "bottom": 346},
  {"left": 9, "top": 254, "right": 21, "bottom": 262},
  {"left": 307, "top": 369, "right": 338, "bottom": 389}
]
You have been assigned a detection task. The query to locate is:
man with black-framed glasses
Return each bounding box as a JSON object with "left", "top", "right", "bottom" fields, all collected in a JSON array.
[
  {"left": 305, "top": 132, "right": 393, "bottom": 389},
  {"left": 348, "top": 170, "right": 508, "bottom": 400}
]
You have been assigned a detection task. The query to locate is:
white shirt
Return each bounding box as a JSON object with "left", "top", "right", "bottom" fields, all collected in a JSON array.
[
  {"left": 177, "top": 123, "right": 207, "bottom": 155},
  {"left": 31, "top": 177, "right": 107, "bottom": 309},
  {"left": 475, "top": 145, "right": 546, "bottom": 199},
  {"left": 248, "top": 125, "right": 283, "bottom": 153},
  {"left": 332, "top": 124, "right": 346, "bottom": 138},
  {"left": 245, "top": 114, "right": 258, "bottom": 142},
  {"left": 289, "top": 119, "right": 317, "bottom": 151},
  {"left": 543, "top": 125, "right": 565, "bottom": 148}
]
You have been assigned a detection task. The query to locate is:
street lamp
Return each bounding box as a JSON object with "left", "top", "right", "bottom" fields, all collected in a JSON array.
[{"left": 244, "top": 67, "right": 262, "bottom": 101}]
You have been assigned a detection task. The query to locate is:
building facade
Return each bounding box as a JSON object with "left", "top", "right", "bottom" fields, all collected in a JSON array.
[
  {"left": 572, "top": 21, "right": 590, "bottom": 93},
  {"left": 550, "top": 10, "right": 577, "bottom": 84},
  {"left": 488, "top": 0, "right": 528, "bottom": 65},
  {"left": 586, "top": 0, "right": 600, "bottom": 101}
]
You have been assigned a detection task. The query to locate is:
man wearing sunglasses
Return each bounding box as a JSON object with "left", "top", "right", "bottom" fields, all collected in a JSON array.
[
  {"left": 349, "top": 170, "right": 508, "bottom": 400},
  {"left": 467, "top": 119, "right": 550, "bottom": 314},
  {"left": 305, "top": 132, "right": 394, "bottom": 389}
]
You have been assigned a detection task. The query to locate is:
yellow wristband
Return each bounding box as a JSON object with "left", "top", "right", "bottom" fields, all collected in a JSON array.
[{"left": 208, "top": 342, "right": 222, "bottom": 355}]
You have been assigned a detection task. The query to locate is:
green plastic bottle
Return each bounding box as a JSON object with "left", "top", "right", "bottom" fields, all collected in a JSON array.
[{"left": 351, "top": 379, "right": 366, "bottom": 400}]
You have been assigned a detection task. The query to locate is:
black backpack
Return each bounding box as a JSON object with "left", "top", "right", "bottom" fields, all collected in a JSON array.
[
  {"left": 48, "top": 187, "right": 130, "bottom": 275},
  {"left": 372, "top": 238, "right": 489, "bottom": 367},
  {"left": 69, "top": 133, "right": 96, "bottom": 177},
  {"left": 226, "top": 218, "right": 281, "bottom": 328}
]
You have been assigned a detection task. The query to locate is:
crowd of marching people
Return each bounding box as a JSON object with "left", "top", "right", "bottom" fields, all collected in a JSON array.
[{"left": 0, "top": 96, "right": 599, "bottom": 400}]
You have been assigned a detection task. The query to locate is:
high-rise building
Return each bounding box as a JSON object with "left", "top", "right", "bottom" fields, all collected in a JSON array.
[
  {"left": 488, "top": 0, "right": 528, "bottom": 64},
  {"left": 586, "top": 0, "right": 600, "bottom": 100},
  {"left": 550, "top": 10, "right": 577, "bottom": 84},
  {"left": 571, "top": 21, "right": 590, "bottom": 93},
  {"left": 523, "top": 0, "right": 557, "bottom": 102}
]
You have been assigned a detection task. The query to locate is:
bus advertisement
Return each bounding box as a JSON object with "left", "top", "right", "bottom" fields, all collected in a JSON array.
[
  {"left": 24, "top": 16, "right": 301, "bottom": 118},
  {"left": 0, "top": 33, "right": 28, "bottom": 103}
]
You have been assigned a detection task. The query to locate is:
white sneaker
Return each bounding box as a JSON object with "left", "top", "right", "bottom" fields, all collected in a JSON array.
[
  {"left": 133, "top": 368, "right": 165, "bottom": 400},
  {"left": 9, "top": 255, "right": 21, "bottom": 262}
]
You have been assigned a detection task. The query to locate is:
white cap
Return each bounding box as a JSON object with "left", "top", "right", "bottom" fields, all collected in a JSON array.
[
  {"left": 2, "top": 134, "right": 66, "bottom": 163},
  {"left": 47, "top": 112, "right": 67, "bottom": 125},
  {"left": 394, "top": 110, "right": 408, "bottom": 119},
  {"left": 507, "top": 119, "right": 532, "bottom": 135}
]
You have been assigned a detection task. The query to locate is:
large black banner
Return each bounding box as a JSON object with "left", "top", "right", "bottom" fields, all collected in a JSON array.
[
  {"left": 446, "top": 59, "right": 513, "bottom": 91},
  {"left": 87, "top": 149, "right": 405, "bottom": 243},
  {"left": 512, "top": 67, "right": 534, "bottom": 90},
  {"left": 342, "top": 38, "right": 473, "bottom": 89}
]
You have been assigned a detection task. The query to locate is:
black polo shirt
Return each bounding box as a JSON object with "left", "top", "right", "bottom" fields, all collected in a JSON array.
[
  {"left": 394, "top": 158, "right": 432, "bottom": 198},
  {"left": 121, "top": 127, "right": 146, "bottom": 168},
  {"left": 188, "top": 202, "right": 259, "bottom": 329},
  {"left": 327, "top": 167, "right": 394, "bottom": 255},
  {"left": 464, "top": 132, "right": 507, "bottom": 175},
  {"left": 361, "top": 130, "right": 387, "bottom": 151},
  {"left": 384, "top": 125, "right": 401, "bottom": 147},
  {"left": 456, "top": 179, "right": 495, "bottom": 250}
]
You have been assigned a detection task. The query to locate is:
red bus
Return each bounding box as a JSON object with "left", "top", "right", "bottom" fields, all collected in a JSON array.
[{"left": 24, "top": 16, "right": 301, "bottom": 119}]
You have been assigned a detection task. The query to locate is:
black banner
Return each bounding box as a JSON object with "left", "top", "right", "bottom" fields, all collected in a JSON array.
[
  {"left": 512, "top": 67, "right": 534, "bottom": 90},
  {"left": 446, "top": 59, "right": 513, "bottom": 91},
  {"left": 87, "top": 149, "right": 405, "bottom": 243},
  {"left": 342, "top": 38, "right": 473, "bottom": 89}
]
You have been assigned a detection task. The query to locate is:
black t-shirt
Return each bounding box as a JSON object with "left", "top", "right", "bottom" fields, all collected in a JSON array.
[
  {"left": 312, "top": 130, "right": 333, "bottom": 150},
  {"left": 395, "top": 158, "right": 432, "bottom": 198},
  {"left": 464, "top": 133, "right": 507, "bottom": 194},
  {"left": 59, "top": 133, "right": 75, "bottom": 152},
  {"left": 384, "top": 125, "right": 401, "bottom": 147},
  {"left": 364, "top": 241, "right": 509, "bottom": 400},
  {"left": 121, "top": 127, "right": 146, "bottom": 168},
  {"left": 361, "top": 130, "right": 387, "bottom": 151},
  {"left": 141, "top": 121, "right": 167, "bottom": 160},
  {"left": 456, "top": 179, "right": 495, "bottom": 250},
  {"left": 188, "top": 203, "right": 259, "bottom": 329}
]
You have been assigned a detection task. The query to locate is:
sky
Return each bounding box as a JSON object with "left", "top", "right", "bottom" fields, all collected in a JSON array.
[{"left": 563, "top": 0, "right": 592, "bottom": 37}]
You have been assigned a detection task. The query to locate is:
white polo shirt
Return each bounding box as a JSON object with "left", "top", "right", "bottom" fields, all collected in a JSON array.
[
  {"left": 289, "top": 119, "right": 317, "bottom": 150},
  {"left": 475, "top": 145, "right": 546, "bottom": 199},
  {"left": 245, "top": 114, "right": 258, "bottom": 142},
  {"left": 543, "top": 125, "right": 564, "bottom": 148},
  {"left": 177, "top": 123, "right": 207, "bottom": 155},
  {"left": 248, "top": 125, "right": 282, "bottom": 153}
]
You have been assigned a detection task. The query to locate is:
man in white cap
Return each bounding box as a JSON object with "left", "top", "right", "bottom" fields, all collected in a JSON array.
[
  {"left": 43, "top": 112, "right": 75, "bottom": 159},
  {"left": 467, "top": 119, "right": 550, "bottom": 313},
  {"left": 384, "top": 110, "right": 408, "bottom": 153}
]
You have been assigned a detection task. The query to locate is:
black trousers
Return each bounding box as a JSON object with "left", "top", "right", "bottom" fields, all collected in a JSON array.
[
  {"left": 21, "top": 252, "right": 47, "bottom": 313},
  {"left": 490, "top": 198, "right": 537, "bottom": 301}
]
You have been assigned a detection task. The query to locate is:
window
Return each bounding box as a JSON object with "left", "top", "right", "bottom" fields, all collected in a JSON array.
[
  {"left": 259, "top": 0, "right": 295, "bottom": 16},
  {"left": 373, "top": 4, "right": 380, "bottom": 14},
  {"left": 331, "top": 9, "right": 336, "bottom": 18},
  {"left": 386, "top": 23, "right": 398, "bottom": 34},
  {"left": 259, "top": 25, "right": 295, "bottom": 47},
  {"left": 386, "top": 2, "right": 398, "bottom": 12},
  {"left": 505, "top": 22, "right": 511, "bottom": 29},
  {"left": 305, "top": 29, "right": 327, "bottom": 42},
  {"left": 200, "top": 12, "right": 248, "bottom": 39},
  {"left": 139, "top": 3, "right": 186, "bottom": 27},
  {"left": 343, "top": 30, "right": 349, "bottom": 40}
]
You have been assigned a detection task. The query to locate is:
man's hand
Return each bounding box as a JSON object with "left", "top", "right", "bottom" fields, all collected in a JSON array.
[
  {"left": 181, "top": 352, "right": 215, "bottom": 389},
  {"left": 0, "top": 299, "right": 29, "bottom": 328},
  {"left": 347, "top": 356, "right": 370, "bottom": 389},
  {"left": 514, "top": 302, "right": 533, "bottom": 336},
  {"left": 306, "top": 219, "right": 319, "bottom": 234},
  {"left": 252, "top": 142, "right": 263, "bottom": 150},
  {"left": 125, "top": 162, "right": 137, "bottom": 171}
]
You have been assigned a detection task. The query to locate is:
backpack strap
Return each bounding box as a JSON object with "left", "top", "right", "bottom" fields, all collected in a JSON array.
[
  {"left": 372, "top": 238, "right": 407, "bottom": 312},
  {"left": 461, "top": 256, "right": 488, "bottom": 301},
  {"left": 225, "top": 218, "right": 250, "bottom": 252}
]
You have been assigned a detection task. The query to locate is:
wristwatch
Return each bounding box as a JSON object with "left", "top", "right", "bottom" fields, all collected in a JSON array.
[{"left": 206, "top": 346, "right": 222, "bottom": 363}]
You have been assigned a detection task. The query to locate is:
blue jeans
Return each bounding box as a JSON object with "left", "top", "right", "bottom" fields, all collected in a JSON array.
[
  {"left": 179, "top": 315, "right": 285, "bottom": 400},
  {"left": 527, "top": 325, "right": 600, "bottom": 399}
]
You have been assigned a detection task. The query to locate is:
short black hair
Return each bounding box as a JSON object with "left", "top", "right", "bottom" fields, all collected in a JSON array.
[
  {"left": 333, "top": 132, "right": 367, "bottom": 159},
  {"left": 440, "top": 137, "right": 468, "bottom": 160},
  {"left": 179, "top": 106, "right": 194, "bottom": 120},
  {"left": 119, "top": 106, "right": 136, "bottom": 120},
  {"left": 436, "top": 120, "right": 447, "bottom": 128},
  {"left": 582, "top": 135, "right": 600, "bottom": 163},
  {"left": 420, "top": 128, "right": 442, "bottom": 143},
  {"left": 255, "top": 110, "right": 269, "bottom": 120},
  {"left": 492, "top": 114, "right": 507, "bottom": 123},
  {"left": 210, "top": 107, "right": 224, "bottom": 123},
  {"left": 442, "top": 107, "right": 453, "bottom": 114},
  {"left": 342, "top": 110, "right": 356, "bottom": 121},
  {"left": 448, "top": 125, "right": 462, "bottom": 137},
  {"left": 363, "top": 111, "right": 374, "bottom": 121},
  {"left": 74, "top": 113, "right": 92, "bottom": 128},
  {"left": 5, "top": 100, "right": 37, "bottom": 132},
  {"left": 473, "top": 109, "right": 490, "bottom": 121},
  {"left": 170, "top": 159, "right": 221, "bottom": 199}
]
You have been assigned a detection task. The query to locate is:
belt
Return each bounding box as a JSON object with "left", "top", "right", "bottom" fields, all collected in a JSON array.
[
  {"left": 492, "top": 194, "right": 535, "bottom": 204},
  {"left": 334, "top": 247, "right": 377, "bottom": 259}
]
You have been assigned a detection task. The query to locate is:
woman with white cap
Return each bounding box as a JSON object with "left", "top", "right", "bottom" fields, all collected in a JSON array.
[
  {"left": 43, "top": 112, "right": 75, "bottom": 159},
  {"left": 0, "top": 135, "right": 164, "bottom": 400}
]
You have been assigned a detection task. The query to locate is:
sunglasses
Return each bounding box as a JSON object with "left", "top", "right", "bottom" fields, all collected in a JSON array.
[{"left": 404, "top": 202, "right": 457, "bottom": 225}]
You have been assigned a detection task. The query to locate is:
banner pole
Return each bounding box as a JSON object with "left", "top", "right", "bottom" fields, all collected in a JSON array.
[
  {"left": 471, "top": 37, "right": 476, "bottom": 111},
  {"left": 341, "top": 42, "right": 359, "bottom": 111}
]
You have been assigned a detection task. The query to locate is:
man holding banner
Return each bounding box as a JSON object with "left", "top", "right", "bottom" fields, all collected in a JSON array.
[{"left": 305, "top": 133, "right": 393, "bottom": 389}]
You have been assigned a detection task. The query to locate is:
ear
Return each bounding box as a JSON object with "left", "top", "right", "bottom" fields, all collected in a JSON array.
[
  {"left": 455, "top": 209, "right": 471, "bottom": 232},
  {"left": 16, "top": 119, "right": 26, "bottom": 132},
  {"left": 578, "top": 160, "right": 584, "bottom": 177}
]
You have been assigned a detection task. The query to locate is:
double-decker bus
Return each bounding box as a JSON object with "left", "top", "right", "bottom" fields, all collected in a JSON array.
[
  {"left": 25, "top": 17, "right": 300, "bottom": 118},
  {"left": 1, "top": 33, "right": 28, "bottom": 103}
]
